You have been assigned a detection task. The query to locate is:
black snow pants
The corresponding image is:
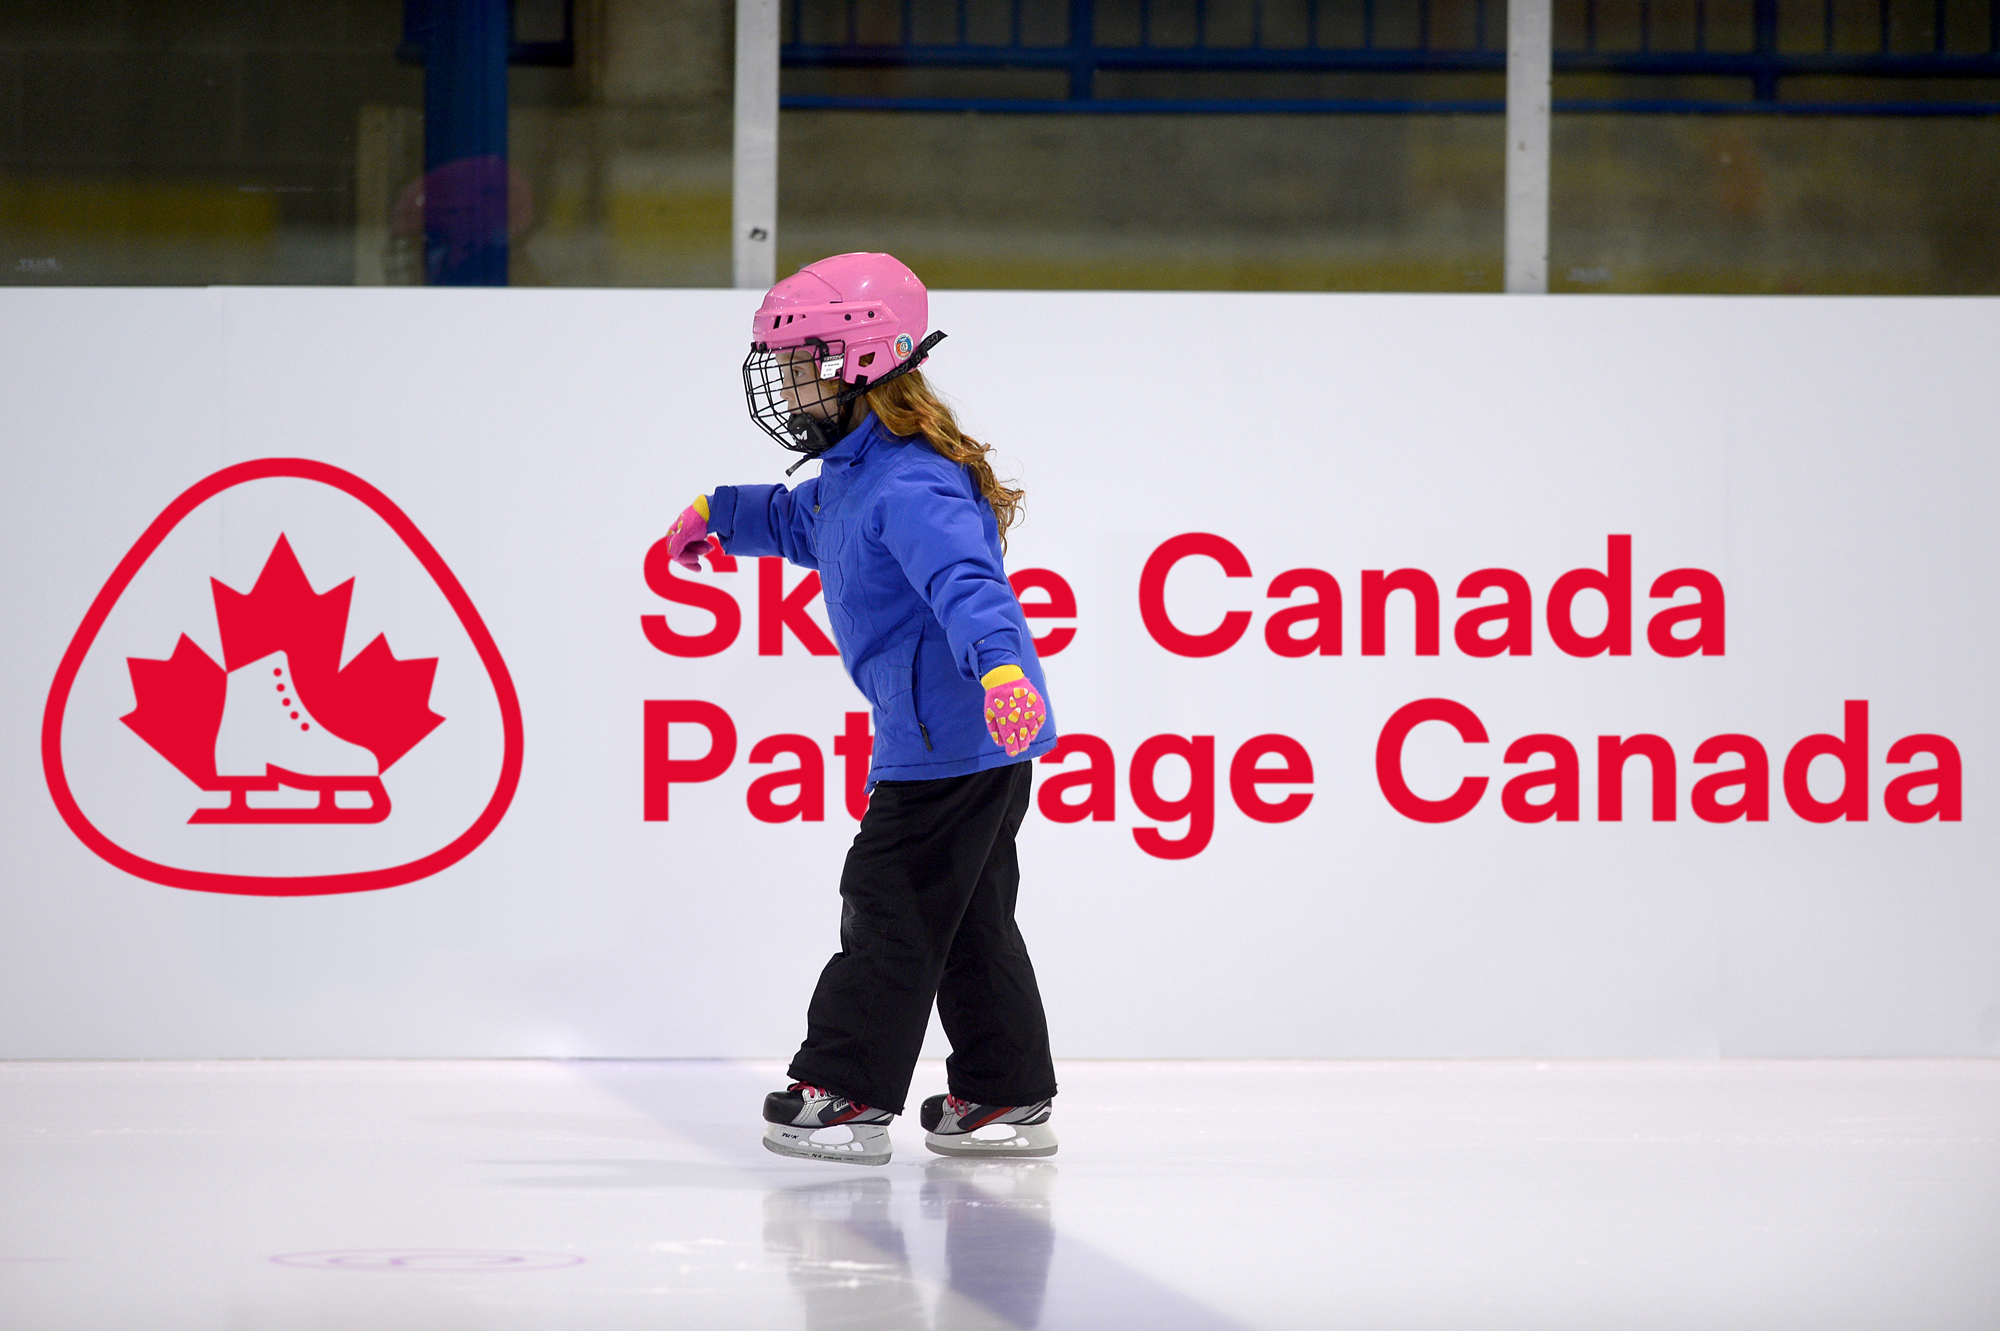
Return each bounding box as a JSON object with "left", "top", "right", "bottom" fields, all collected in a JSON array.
[{"left": 786, "top": 759, "right": 1057, "bottom": 1115}]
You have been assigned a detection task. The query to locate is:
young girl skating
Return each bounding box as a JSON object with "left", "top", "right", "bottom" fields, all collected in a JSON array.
[{"left": 662, "top": 252, "right": 1060, "bottom": 1165}]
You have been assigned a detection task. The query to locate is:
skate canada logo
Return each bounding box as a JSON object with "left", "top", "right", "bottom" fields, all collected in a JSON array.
[
  {"left": 126, "top": 534, "right": 440, "bottom": 828},
  {"left": 43, "top": 459, "right": 523, "bottom": 897}
]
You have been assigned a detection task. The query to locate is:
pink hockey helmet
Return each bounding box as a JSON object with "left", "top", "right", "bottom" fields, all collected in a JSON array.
[{"left": 742, "top": 252, "right": 946, "bottom": 468}]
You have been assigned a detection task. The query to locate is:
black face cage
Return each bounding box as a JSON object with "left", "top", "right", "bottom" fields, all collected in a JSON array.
[
  {"left": 742, "top": 331, "right": 947, "bottom": 474},
  {"left": 743, "top": 336, "right": 849, "bottom": 463}
]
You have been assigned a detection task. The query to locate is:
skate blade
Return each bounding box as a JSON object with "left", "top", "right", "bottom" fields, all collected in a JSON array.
[
  {"left": 924, "top": 1123, "right": 1058, "bottom": 1159},
  {"left": 190, "top": 771, "right": 390, "bottom": 825},
  {"left": 762, "top": 1122, "right": 891, "bottom": 1166}
]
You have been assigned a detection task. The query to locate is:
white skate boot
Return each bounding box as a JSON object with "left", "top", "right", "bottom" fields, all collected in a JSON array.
[
  {"left": 920, "top": 1095, "right": 1058, "bottom": 1158},
  {"left": 196, "top": 650, "right": 389, "bottom": 824},
  {"left": 762, "top": 1083, "right": 895, "bottom": 1166}
]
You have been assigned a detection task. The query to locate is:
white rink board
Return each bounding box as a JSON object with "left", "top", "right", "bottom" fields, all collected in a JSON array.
[{"left": 1, "top": 287, "right": 1995, "bottom": 1059}]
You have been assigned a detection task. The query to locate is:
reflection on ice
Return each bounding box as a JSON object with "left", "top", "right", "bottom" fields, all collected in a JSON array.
[
  {"left": 763, "top": 1161, "right": 1060, "bottom": 1329},
  {"left": 764, "top": 1176, "right": 932, "bottom": 1330},
  {"left": 925, "top": 1161, "right": 1058, "bottom": 1330}
]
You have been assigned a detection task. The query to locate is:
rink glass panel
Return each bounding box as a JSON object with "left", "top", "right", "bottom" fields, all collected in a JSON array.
[{"left": 1, "top": 0, "right": 1996, "bottom": 290}]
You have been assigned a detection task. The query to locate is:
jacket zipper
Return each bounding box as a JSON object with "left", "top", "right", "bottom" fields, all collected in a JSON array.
[{"left": 911, "top": 626, "right": 932, "bottom": 751}]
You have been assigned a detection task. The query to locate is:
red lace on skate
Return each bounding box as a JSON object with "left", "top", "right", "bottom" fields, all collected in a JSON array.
[
  {"left": 945, "top": 1095, "right": 977, "bottom": 1117},
  {"left": 791, "top": 1083, "right": 869, "bottom": 1111}
]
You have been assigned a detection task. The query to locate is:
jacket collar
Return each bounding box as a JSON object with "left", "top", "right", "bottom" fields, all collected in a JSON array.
[{"left": 819, "top": 412, "right": 882, "bottom": 469}]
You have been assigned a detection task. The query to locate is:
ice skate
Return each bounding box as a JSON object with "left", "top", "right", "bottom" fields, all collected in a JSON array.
[
  {"left": 193, "top": 650, "right": 389, "bottom": 824},
  {"left": 761, "top": 1083, "right": 895, "bottom": 1166},
  {"left": 920, "top": 1095, "right": 1058, "bottom": 1158}
]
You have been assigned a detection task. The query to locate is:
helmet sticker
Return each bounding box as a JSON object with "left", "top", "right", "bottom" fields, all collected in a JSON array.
[
  {"left": 894, "top": 333, "right": 914, "bottom": 360},
  {"left": 819, "top": 355, "right": 844, "bottom": 379}
]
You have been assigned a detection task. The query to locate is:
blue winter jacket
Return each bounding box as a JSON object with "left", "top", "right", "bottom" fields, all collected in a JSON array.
[{"left": 708, "top": 413, "right": 1057, "bottom": 784}]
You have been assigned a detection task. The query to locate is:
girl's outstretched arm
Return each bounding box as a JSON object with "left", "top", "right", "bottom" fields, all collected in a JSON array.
[{"left": 706, "top": 481, "right": 821, "bottom": 569}]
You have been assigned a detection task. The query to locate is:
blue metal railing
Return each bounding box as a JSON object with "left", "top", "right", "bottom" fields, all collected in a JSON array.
[
  {"left": 781, "top": 0, "right": 2000, "bottom": 113},
  {"left": 399, "top": 0, "right": 576, "bottom": 67}
]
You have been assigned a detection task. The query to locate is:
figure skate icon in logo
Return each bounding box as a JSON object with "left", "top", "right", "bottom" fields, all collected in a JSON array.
[{"left": 120, "top": 534, "right": 443, "bottom": 825}]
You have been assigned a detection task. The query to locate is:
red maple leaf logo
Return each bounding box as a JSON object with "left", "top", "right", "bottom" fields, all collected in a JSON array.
[{"left": 121, "top": 536, "right": 443, "bottom": 821}]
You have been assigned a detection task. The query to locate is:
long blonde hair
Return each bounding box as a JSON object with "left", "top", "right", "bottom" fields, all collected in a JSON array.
[{"left": 862, "top": 369, "right": 1025, "bottom": 550}]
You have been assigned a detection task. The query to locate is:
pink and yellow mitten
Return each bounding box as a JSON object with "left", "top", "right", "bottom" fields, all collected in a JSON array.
[
  {"left": 667, "top": 495, "right": 711, "bottom": 570},
  {"left": 981, "top": 665, "right": 1046, "bottom": 756}
]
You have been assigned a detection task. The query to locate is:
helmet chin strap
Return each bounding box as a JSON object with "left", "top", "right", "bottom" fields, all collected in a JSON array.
[
  {"left": 784, "top": 418, "right": 839, "bottom": 475},
  {"left": 782, "top": 331, "right": 948, "bottom": 476}
]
